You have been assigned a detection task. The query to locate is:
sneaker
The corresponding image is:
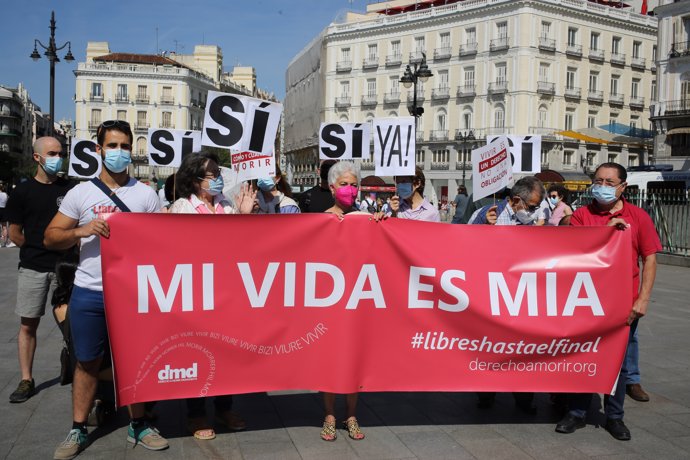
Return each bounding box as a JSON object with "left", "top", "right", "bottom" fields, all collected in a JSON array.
[
  {"left": 127, "top": 421, "right": 169, "bottom": 450},
  {"left": 9, "top": 379, "right": 35, "bottom": 403},
  {"left": 6, "top": 241, "right": 16, "bottom": 247},
  {"left": 53, "top": 429, "right": 88, "bottom": 460}
]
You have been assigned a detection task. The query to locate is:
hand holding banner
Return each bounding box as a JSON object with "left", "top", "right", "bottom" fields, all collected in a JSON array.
[
  {"left": 69, "top": 139, "right": 101, "bottom": 179},
  {"left": 373, "top": 117, "right": 415, "bottom": 176},
  {"left": 471, "top": 136, "right": 514, "bottom": 201}
]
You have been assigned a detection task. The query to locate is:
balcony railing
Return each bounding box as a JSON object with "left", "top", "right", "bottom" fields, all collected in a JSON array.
[
  {"left": 528, "top": 127, "right": 561, "bottom": 139},
  {"left": 383, "top": 91, "right": 401, "bottom": 104},
  {"left": 587, "top": 90, "right": 604, "bottom": 102},
  {"left": 459, "top": 42, "right": 478, "bottom": 56},
  {"left": 135, "top": 95, "right": 149, "bottom": 104},
  {"left": 335, "top": 97, "right": 351, "bottom": 108},
  {"left": 610, "top": 52, "right": 626, "bottom": 65},
  {"left": 134, "top": 123, "right": 150, "bottom": 131},
  {"left": 385, "top": 54, "right": 402, "bottom": 66},
  {"left": 409, "top": 50, "right": 425, "bottom": 63},
  {"left": 88, "top": 122, "right": 101, "bottom": 130},
  {"left": 430, "top": 162, "right": 450, "bottom": 170},
  {"left": 362, "top": 57, "right": 379, "bottom": 69},
  {"left": 669, "top": 41, "right": 690, "bottom": 58},
  {"left": 456, "top": 85, "right": 476, "bottom": 98},
  {"left": 629, "top": 96, "right": 645, "bottom": 109},
  {"left": 564, "top": 86, "right": 581, "bottom": 99},
  {"left": 488, "top": 81, "right": 508, "bottom": 94},
  {"left": 160, "top": 97, "right": 175, "bottom": 105},
  {"left": 565, "top": 44, "right": 583, "bottom": 57},
  {"left": 433, "top": 47, "right": 452, "bottom": 60},
  {"left": 90, "top": 94, "right": 104, "bottom": 102},
  {"left": 431, "top": 86, "right": 450, "bottom": 100},
  {"left": 609, "top": 93, "right": 624, "bottom": 105},
  {"left": 161, "top": 123, "right": 175, "bottom": 129},
  {"left": 486, "top": 126, "right": 513, "bottom": 135},
  {"left": 406, "top": 91, "right": 425, "bottom": 102},
  {"left": 490, "top": 36, "right": 509, "bottom": 52},
  {"left": 588, "top": 48, "right": 605, "bottom": 61},
  {"left": 115, "top": 95, "right": 129, "bottom": 103},
  {"left": 361, "top": 95, "right": 377, "bottom": 106},
  {"left": 416, "top": 130, "right": 424, "bottom": 141},
  {"left": 538, "top": 37, "right": 556, "bottom": 51},
  {"left": 429, "top": 130, "right": 449, "bottom": 141},
  {"left": 537, "top": 81, "right": 555, "bottom": 95},
  {"left": 336, "top": 60, "right": 352, "bottom": 72},
  {"left": 654, "top": 99, "right": 690, "bottom": 117},
  {"left": 631, "top": 57, "right": 646, "bottom": 69}
]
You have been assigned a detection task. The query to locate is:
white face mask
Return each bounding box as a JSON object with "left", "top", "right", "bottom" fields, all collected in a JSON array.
[{"left": 515, "top": 209, "right": 538, "bottom": 224}]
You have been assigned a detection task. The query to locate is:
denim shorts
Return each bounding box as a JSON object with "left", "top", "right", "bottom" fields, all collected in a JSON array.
[
  {"left": 69, "top": 285, "right": 110, "bottom": 362},
  {"left": 15, "top": 267, "right": 56, "bottom": 318}
]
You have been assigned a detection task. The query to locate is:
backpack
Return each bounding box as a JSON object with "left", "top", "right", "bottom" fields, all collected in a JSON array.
[{"left": 364, "top": 198, "right": 377, "bottom": 213}]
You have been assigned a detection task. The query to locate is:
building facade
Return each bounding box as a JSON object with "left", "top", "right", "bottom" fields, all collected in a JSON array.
[
  {"left": 74, "top": 42, "right": 273, "bottom": 179},
  {"left": 650, "top": 0, "right": 690, "bottom": 171},
  {"left": 284, "top": 0, "right": 658, "bottom": 203}
]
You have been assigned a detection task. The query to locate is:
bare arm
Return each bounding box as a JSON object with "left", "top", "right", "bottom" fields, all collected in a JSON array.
[
  {"left": 8, "top": 223, "right": 25, "bottom": 247},
  {"left": 44, "top": 212, "right": 109, "bottom": 250},
  {"left": 627, "top": 253, "right": 657, "bottom": 325}
]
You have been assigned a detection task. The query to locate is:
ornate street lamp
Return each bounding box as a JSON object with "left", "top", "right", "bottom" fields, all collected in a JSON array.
[
  {"left": 30, "top": 11, "right": 74, "bottom": 136},
  {"left": 456, "top": 130, "right": 475, "bottom": 186},
  {"left": 400, "top": 52, "right": 433, "bottom": 122}
]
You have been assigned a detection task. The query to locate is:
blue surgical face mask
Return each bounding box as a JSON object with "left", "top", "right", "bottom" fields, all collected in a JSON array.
[
  {"left": 396, "top": 182, "right": 414, "bottom": 199},
  {"left": 257, "top": 177, "right": 275, "bottom": 192},
  {"left": 41, "top": 156, "right": 63, "bottom": 176},
  {"left": 591, "top": 184, "right": 619, "bottom": 205},
  {"left": 548, "top": 197, "right": 559, "bottom": 207},
  {"left": 201, "top": 175, "right": 224, "bottom": 196},
  {"left": 103, "top": 149, "right": 131, "bottom": 173}
]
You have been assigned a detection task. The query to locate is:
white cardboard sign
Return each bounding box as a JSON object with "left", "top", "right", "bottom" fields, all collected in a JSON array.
[
  {"left": 471, "top": 136, "right": 514, "bottom": 202},
  {"left": 68, "top": 138, "right": 101, "bottom": 179},
  {"left": 201, "top": 91, "right": 283, "bottom": 155},
  {"left": 319, "top": 122, "right": 371, "bottom": 160},
  {"left": 373, "top": 117, "right": 415, "bottom": 176},
  {"left": 147, "top": 129, "right": 202, "bottom": 168},
  {"left": 487, "top": 135, "right": 542, "bottom": 173}
]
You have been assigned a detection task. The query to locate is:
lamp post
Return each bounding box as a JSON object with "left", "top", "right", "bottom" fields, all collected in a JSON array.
[
  {"left": 30, "top": 11, "right": 74, "bottom": 136},
  {"left": 456, "top": 130, "right": 475, "bottom": 186},
  {"left": 400, "top": 52, "right": 433, "bottom": 124}
]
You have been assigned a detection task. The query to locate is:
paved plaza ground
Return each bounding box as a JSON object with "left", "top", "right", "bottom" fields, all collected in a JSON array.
[{"left": 1, "top": 248, "right": 689, "bottom": 459}]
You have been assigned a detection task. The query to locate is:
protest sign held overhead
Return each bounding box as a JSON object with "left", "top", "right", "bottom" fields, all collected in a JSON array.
[
  {"left": 373, "top": 117, "right": 415, "bottom": 176},
  {"left": 228, "top": 150, "right": 275, "bottom": 182},
  {"left": 487, "top": 135, "right": 542, "bottom": 174},
  {"left": 201, "top": 91, "right": 282, "bottom": 155},
  {"left": 319, "top": 122, "right": 371, "bottom": 160},
  {"left": 472, "top": 136, "right": 514, "bottom": 201},
  {"left": 68, "top": 139, "right": 101, "bottom": 179},
  {"left": 147, "top": 129, "right": 202, "bottom": 168}
]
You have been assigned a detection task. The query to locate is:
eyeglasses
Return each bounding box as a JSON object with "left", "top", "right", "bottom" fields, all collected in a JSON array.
[
  {"left": 97, "top": 120, "right": 131, "bottom": 137},
  {"left": 548, "top": 194, "right": 559, "bottom": 199},
  {"left": 593, "top": 178, "right": 623, "bottom": 187},
  {"left": 520, "top": 197, "right": 541, "bottom": 213}
]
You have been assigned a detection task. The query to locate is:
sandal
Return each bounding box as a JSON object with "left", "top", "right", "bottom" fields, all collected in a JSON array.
[
  {"left": 187, "top": 416, "right": 216, "bottom": 440},
  {"left": 343, "top": 417, "right": 365, "bottom": 440},
  {"left": 320, "top": 418, "right": 337, "bottom": 441},
  {"left": 215, "top": 411, "right": 246, "bottom": 431}
]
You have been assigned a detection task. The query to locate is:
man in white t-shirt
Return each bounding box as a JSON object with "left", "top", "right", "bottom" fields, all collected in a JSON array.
[{"left": 44, "top": 120, "right": 168, "bottom": 459}]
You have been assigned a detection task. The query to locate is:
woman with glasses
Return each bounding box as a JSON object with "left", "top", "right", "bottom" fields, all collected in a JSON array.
[
  {"left": 546, "top": 184, "right": 573, "bottom": 226},
  {"left": 168, "top": 151, "right": 254, "bottom": 440}
]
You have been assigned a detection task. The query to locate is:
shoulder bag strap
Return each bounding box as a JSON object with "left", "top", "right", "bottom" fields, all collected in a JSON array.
[{"left": 90, "top": 178, "right": 131, "bottom": 213}]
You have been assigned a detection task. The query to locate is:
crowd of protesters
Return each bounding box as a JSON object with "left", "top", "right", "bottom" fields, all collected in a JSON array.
[{"left": 2, "top": 121, "right": 662, "bottom": 458}]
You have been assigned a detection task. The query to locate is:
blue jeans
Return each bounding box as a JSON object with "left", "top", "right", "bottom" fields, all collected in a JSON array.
[
  {"left": 567, "top": 319, "right": 638, "bottom": 421},
  {"left": 623, "top": 328, "right": 640, "bottom": 385}
]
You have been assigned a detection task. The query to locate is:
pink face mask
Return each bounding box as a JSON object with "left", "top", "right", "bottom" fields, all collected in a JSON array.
[{"left": 334, "top": 185, "right": 358, "bottom": 208}]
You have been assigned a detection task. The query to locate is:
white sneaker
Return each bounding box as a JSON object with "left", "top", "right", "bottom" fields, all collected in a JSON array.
[{"left": 6, "top": 242, "right": 16, "bottom": 247}]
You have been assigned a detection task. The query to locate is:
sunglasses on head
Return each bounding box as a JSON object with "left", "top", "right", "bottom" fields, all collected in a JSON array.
[{"left": 97, "top": 120, "right": 131, "bottom": 136}]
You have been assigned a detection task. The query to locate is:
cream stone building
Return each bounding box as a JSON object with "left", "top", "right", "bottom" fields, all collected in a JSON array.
[
  {"left": 650, "top": 0, "right": 690, "bottom": 170},
  {"left": 74, "top": 42, "right": 274, "bottom": 179},
  {"left": 285, "top": 0, "right": 658, "bottom": 203}
]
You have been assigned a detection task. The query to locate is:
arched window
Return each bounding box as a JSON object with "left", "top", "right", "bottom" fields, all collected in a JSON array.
[
  {"left": 493, "top": 105, "right": 505, "bottom": 129},
  {"left": 436, "top": 109, "right": 447, "bottom": 131},
  {"left": 136, "top": 137, "right": 147, "bottom": 157},
  {"left": 461, "top": 106, "right": 473, "bottom": 131},
  {"left": 538, "top": 105, "right": 548, "bottom": 128}
]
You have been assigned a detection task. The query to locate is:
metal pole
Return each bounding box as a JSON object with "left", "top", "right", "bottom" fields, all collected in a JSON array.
[{"left": 48, "top": 12, "right": 56, "bottom": 136}]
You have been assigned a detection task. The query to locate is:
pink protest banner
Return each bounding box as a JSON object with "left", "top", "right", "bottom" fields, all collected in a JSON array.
[{"left": 101, "top": 214, "right": 632, "bottom": 406}]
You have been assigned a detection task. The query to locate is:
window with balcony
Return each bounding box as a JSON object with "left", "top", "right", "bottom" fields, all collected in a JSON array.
[
  {"left": 415, "top": 36, "right": 425, "bottom": 52},
  {"left": 610, "top": 76, "right": 619, "bottom": 96},
  {"left": 497, "top": 22, "right": 507, "bottom": 39},
  {"left": 338, "top": 48, "right": 352, "bottom": 71},
  {"left": 90, "top": 109, "right": 101, "bottom": 128},
  {"left": 116, "top": 84, "right": 128, "bottom": 102},
  {"left": 632, "top": 41, "right": 641, "bottom": 59},
  {"left": 387, "top": 41, "right": 402, "bottom": 65},
  {"left": 91, "top": 82, "right": 103, "bottom": 101},
  {"left": 590, "top": 32, "right": 599, "bottom": 51},
  {"left": 612, "top": 37, "right": 621, "bottom": 54},
  {"left": 496, "top": 63, "right": 506, "bottom": 84},
  {"left": 364, "top": 44, "right": 378, "bottom": 68},
  {"left": 136, "top": 137, "right": 147, "bottom": 157},
  {"left": 435, "top": 32, "right": 451, "bottom": 59},
  {"left": 588, "top": 115, "right": 596, "bottom": 128},
  {"left": 565, "top": 112, "right": 574, "bottom": 131},
  {"left": 631, "top": 79, "right": 640, "bottom": 99},
  {"left": 538, "top": 106, "right": 548, "bottom": 128},
  {"left": 463, "top": 111, "right": 472, "bottom": 130},
  {"left": 432, "top": 149, "right": 449, "bottom": 163},
  {"left": 464, "top": 67, "right": 475, "bottom": 88},
  {"left": 494, "top": 106, "right": 505, "bottom": 129},
  {"left": 137, "top": 85, "right": 148, "bottom": 103},
  {"left": 162, "top": 112, "right": 173, "bottom": 128},
  {"left": 161, "top": 86, "right": 174, "bottom": 104},
  {"left": 462, "top": 27, "right": 477, "bottom": 55},
  {"left": 568, "top": 28, "right": 577, "bottom": 46},
  {"left": 416, "top": 150, "right": 425, "bottom": 164},
  {"left": 566, "top": 68, "right": 577, "bottom": 89},
  {"left": 136, "top": 111, "right": 147, "bottom": 130},
  {"left": 563, "top": 150, "right": 574, "bottom": 165}
]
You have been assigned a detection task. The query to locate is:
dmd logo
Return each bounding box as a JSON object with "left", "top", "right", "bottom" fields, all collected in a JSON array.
[{"left": 157, "top": 363, "right": 198, "bottom": 383}]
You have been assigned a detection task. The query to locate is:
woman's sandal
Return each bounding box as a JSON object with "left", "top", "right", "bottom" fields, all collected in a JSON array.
[
  {"left": 187, "top": 416, "right": 216, "bottom": 440},
  {"left": 343, "top": 418, "right": 365, "bottom": 440},
  {"left": 320, "top": 418, "right": 337, "bottom": 441}
]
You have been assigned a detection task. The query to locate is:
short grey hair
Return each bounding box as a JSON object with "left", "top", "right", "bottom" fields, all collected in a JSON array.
[
  {"left": 327, "top": 161, "right": 360, "bottom": 186},
  {"left": 510, "top": 176, "right": 545, "bottom": 203}
]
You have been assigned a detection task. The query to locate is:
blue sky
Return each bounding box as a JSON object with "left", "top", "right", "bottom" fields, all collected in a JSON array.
[{"left": 0, "top": 0, "right": 368, "bottom": 122}]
